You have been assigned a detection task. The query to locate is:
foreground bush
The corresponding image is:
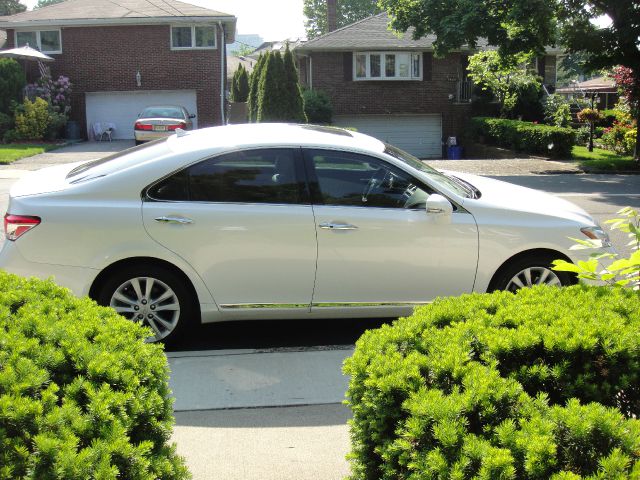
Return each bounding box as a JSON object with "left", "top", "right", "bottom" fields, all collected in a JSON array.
[
  {"left": 344, "top": 285, "right": 640, "bottom": 479},
  {"left": 0, "top": 272, "right": 190, "bottom": 479},
  {"left": 471, "top": 117, "right": 575, "bottom": 158}
]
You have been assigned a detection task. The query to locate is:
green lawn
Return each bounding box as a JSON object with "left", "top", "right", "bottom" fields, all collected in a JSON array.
[
  {"left": 572, "top": 145, "right": 638, "bottom": 172},
  {"left": 0, "top": 144, "right": 61, "bottom": 165}
]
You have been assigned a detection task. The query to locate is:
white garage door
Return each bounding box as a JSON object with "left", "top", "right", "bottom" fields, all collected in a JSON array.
[
  {"left": 86, "top": 90, "right": 198, "bottom": 140},
  {"left": 334, "top": 114, "right": 442, "bottom": 159}
]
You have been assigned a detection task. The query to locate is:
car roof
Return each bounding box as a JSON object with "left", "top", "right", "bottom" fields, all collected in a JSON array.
[{"left": 167, "top": 123, "right": 385, "bottom": 155}]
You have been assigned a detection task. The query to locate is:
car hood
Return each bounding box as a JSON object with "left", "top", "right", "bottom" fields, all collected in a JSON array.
[{"left": 449, "top": 171, "right": 595, "bottom": 226}]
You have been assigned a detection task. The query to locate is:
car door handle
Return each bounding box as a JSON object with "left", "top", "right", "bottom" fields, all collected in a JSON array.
[
  {"left": 319, "top": 222, "right": 358, "bottom": 230},
  {"left": 154, "top": 216, "right": 193, "bottom": 225}
]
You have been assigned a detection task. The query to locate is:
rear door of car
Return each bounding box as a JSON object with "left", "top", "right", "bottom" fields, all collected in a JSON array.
[
  {"left": 142, "top": 148, "right": 318, "bottom": 310},
  {"left": 304, "top": 148, "right": 479, "bottom": 309}
]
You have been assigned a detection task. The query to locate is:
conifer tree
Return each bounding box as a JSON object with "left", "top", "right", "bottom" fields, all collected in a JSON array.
[
  {"left": 283, "top": 45, "right": 307, "bottom": 123},
  {"left": 237, "top": 65, "right": 249, "bottom": 103},
  {"left": 247, "top": 53, "right": 266, "bottom": 122},
  {"left": 257, "top": 51, "right": 287, "bottom": 122}
]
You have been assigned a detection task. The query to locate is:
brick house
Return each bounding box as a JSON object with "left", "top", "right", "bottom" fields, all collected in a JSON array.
[
  {"left": 0, "top": 0, "right": 236, "bottom": 140},
  {"left": 296, "top": 13, "right": 559, "bottom": 158}
]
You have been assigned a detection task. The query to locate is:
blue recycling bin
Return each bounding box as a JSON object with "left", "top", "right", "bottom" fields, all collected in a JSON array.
[{"left": 447, "top": 145, "right": 463, "bottom": 159}]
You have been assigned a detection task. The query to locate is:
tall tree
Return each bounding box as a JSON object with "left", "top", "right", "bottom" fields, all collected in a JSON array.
[
  {"left": 379, "top": 0, "right": 640, "bottom": 161},
  {"left": 247, "top": 53, "right": 266, "bottom": 122},
  {"left": 303, "top": 0, "right": 381, "bottom": 39},
  {"left": 0, "top": 0, "right": 26, "bottom": 15},
  {"left": 257, "top": 51, "right": 287, "bottom": 122},
  {"left": 282, "top": 45, "right": 307, "bottom": 123}
]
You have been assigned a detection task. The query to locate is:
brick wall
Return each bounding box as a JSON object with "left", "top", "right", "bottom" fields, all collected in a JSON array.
[
  {"left": 6, "top": 24, "right": 225, "bottom": 137},
  {"left": 307, "top": 51, "right": 472, "bottom": 139}
]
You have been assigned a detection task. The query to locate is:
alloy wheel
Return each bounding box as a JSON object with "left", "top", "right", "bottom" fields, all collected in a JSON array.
[
  {"left": 109, "top": 276, "right": 180, "bottom": 341},
  {"left": 505, "top": 266, "right": 562, "bottom": 292}
]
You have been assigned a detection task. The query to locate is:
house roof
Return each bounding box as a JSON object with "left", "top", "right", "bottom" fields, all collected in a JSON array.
[
  {"left": 227, "top": 55, "right": 254, "bottom": 81},
  {"left": 297, "top": 13, "right": 486, "bottom": 52},
  {"left": 0, "top": 0, "right": 236, "bottom": 42},
  {"left": 555, "top": 76, "right": 617, "bottom": 94},
  {"left": 296, "top": 12, "right": 561, "bottom": 54}
]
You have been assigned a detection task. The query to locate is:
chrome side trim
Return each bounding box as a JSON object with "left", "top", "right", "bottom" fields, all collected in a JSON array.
[
  {"left": 220, "top": 303, "right": 311, "bottom": 310},
  {"left": 312, "top": 301, "right": 431, "bottom": 308},
  {"left": 219, "top": 301, "right": 431, "bottom": 310}
]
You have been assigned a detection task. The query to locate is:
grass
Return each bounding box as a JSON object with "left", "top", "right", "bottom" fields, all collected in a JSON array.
[
  {"left": 0, "top": 143, "right": 61, "bottom": 165},
  {"left": 571, "top": 145, "right": 638, "bottom": 172}
]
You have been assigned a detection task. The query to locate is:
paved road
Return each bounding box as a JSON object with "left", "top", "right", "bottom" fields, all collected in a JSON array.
[{"left": 2, "top": 146, "right": 639, "bottom": 479}]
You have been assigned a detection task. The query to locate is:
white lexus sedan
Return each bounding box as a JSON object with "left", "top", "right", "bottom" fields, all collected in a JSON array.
[{"left": 0, "top": 124, "right": 613, "bottom": 344}]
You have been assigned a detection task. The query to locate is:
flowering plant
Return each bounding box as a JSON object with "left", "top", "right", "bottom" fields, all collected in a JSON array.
[{"left": 26, "top": 74, "right": 72, "bottom": 115}]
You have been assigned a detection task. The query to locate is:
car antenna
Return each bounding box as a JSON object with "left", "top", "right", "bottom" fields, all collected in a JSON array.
[{"left": 175, "top": 128, "right": 187, "bottom": 138}]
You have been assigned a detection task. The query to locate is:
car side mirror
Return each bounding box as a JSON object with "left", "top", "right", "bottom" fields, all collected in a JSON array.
[
  {"left": 189, "top": 114, "right": 196, "bottom": 119},
  {"left": 425, "top": 194, "right": 453, "bottom": 223}
]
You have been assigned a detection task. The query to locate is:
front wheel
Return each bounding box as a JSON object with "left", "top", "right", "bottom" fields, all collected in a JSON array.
[
  {"left": 97, "top": 265, "right": 194, "bottom": 344},
  {"left": 489, "top": 255, "right": 575, "bottom": 293}
]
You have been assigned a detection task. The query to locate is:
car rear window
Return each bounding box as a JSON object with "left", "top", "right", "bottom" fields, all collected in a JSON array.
[
  {"left": 141, "top": 107, "right": 185, "bottom": 119},
  {"left": 66, "top": 138, "right": 171, "bottom": 181}
]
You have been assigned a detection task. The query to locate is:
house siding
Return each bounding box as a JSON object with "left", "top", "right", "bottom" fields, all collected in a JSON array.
[
  {"left": 6, "top": 24, "right": 225, "bottom": 137},
  {"left": 307, "top": 51, "right": 472, "bottom": 140}
]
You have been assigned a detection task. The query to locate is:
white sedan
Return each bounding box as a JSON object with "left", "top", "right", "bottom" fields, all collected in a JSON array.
[{"left": 0, "top": 124, "right": 613, "bottom": 344}]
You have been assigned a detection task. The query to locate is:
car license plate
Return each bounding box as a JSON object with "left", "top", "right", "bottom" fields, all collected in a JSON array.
[{"left": 153, "top": 125, "right": 167, "bottom": 132}]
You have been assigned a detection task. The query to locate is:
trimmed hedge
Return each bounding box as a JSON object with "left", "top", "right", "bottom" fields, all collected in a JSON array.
[
  {"left": 344, "top": 285, "right": 640, "bottom": 479},
  {"left": 0, "top": 272, "right": 190, "bottom": 479},
  {"left": 470, "top": 117, "right": 576, "bottom": 158}
]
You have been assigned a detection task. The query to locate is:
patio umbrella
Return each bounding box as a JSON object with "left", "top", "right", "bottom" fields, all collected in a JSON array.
[{"left": 0, "top": 45, "right": 54, "bottom": 62}]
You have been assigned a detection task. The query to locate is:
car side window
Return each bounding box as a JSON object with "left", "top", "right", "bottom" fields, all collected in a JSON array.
[
  {"left": 148, "top": 148, "right": 304, "bottom": 204},
  {"left": 305, "top": 149, "right": 432, "bottom": 209}
]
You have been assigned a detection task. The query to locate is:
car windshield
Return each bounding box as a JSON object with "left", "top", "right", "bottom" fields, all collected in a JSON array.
[
  {"left": 384, "top": 144, "right": 476, "bottom": 198},
  {"left": 140, "top": 107, "right": 185, "bottom": 119},
  {"left": 66, "top": 138, "right": 170, "bottom": 180}
]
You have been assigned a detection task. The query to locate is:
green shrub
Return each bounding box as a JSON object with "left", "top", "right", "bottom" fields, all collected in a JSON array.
[
  {"left": 344, "top": 285, "right": 640, "bottom": 479},
  {"left": 470, "top": 117, "right": 575, "bottom": 158},
  {"left": 0, "top": 271, "right": 190, "bottom": 479},
  {"left": 14, "top": 97, "right": 51, "bottom": 141},
  {"left": 0, "top": 112, "right": 13, "bottom": 142},
  {"left": 303, "top": 89, "right": 333, "bottom": 124},
  {"left": 0, "top": 58, "right": 26, "bottom": 115}
]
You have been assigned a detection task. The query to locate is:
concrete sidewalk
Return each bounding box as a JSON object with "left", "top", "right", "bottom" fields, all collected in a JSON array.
[{"left": 167, "top": 347, "right": 354, "bottom": 479}]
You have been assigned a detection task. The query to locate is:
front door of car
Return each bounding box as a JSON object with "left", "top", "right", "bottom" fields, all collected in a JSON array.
[
  {"left": 304, "top": 149, "right": 479, "bottom": 308},
  {"left": 142, "top": 148, "right": 317, "bottom": 309}
]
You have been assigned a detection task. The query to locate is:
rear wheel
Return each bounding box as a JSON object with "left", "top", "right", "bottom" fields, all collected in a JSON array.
[
  {"left": 489, "top": 255, "right": 575, "bottom": 293},
  {"left": 97, "top": 265, "right": 194, "bottom": 344}
]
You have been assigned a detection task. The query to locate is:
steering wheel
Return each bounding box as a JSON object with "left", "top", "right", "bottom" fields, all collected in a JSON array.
[{"left": 361, "top": 168, "right": 388, "bottom": 204}]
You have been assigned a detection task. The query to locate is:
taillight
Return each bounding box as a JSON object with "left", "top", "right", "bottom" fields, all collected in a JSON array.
[
  {"left": 168, "top": 122, "right": 187, "bottom": 131},
  {"left": 134, "top": 122, "right": 153, "bottom": 131},
  {"left": 4, "top": 214, "right": 41, "bottom": 241}
]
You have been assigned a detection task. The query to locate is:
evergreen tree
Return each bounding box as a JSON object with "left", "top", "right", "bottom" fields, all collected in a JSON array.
[
  {"left": 247, "top": 53, "right": 266, "bottom": 122},
  {"left": 283, "top": 45, "right": 307, "bottom": 123},
  {"left": 0, "top": 0, "right": 26, "bottom": 15},
  {"left": 257, "top": 51, "right": 287, "bottom": 122},
  {"left": 237, "top": 65, "right": 249, "bottom": 103},
  {"left": 230, "top": 66, "right": 241, "bottom": 103}
]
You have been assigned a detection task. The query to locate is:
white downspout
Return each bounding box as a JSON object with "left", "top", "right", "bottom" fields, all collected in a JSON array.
[{"left": 219, "top": 21, "right": 226, "bottom": 124}]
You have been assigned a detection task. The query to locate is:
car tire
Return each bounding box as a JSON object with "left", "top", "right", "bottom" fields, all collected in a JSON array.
[
  {"left": 96, "top": 264, "right": 195, "bottom": 345},
  {"left": 135, "top": 140, "right": 143, "bottom": 146},
  {"left": 489, "top": 254, "right": 576, "bottom": 293}
]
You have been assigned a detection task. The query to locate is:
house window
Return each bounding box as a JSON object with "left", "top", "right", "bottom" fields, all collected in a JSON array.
[
  {"left": 353, "top": 52, "right": 422, "bottom": 80},
  {"left": 15, "top": 30, "right": 61, "bottom": 53},
  {"left": 171, "top": 25, "right": 217, "bottom": 49}
]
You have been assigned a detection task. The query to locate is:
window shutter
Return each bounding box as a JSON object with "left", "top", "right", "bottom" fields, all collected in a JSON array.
[
  {"left": 423, "top": 52, "right": 433, "bottom": 81},
  {"left": 344, "top": 52, "right": 353, "bottom": 81}
]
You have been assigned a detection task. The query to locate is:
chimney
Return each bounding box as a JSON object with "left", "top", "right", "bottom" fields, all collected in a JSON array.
[{"left": 327, "top": 0, "right": 337, "bottom": 32}]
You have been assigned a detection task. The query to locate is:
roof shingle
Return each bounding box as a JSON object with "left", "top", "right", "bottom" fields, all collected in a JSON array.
[{"left": 0, "top": 0, "right": 234, "bottom": 24}]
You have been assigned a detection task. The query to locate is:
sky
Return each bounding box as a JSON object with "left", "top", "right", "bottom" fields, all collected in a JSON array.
[{"left": 21, "top": 0, "right": 308, "bottom": 41}]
